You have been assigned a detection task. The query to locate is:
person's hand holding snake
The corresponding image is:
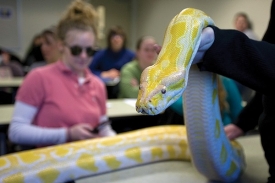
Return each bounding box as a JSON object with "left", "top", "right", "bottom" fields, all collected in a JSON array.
[{"left": 154, "top": 27, "right": 215, "bottom": 64}]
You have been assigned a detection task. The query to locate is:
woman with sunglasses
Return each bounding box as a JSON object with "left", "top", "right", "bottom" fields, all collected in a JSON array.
[{"left": 8, "top": 0, "right": 116, "bottom": 148}]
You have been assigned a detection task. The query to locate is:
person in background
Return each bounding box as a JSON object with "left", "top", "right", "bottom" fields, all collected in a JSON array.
[
  {"left": 29, "top": 27, "right": 61, "bottom": 70},
  {"left": 0, "top": 49, "right": 24, "bottom": 104},
  {"left": 8, "top": 0, "right": 116, "bottom": 147},
  {"left": 169, "top": 76, "right": 243, "bottom": 126},
  {"left": 234, "top": 12, "right": 259, "bottom": 40},
  {"left": 89, "top": 25, "right": 135, "bottom": 82},
  {"left": 23, "top": 33, "right": 44, "bottom": 72},
  {"left": 0, "top": 49, "right": 24, "bottom": 77},
  {"left": 118, "top": 36, "right": 157, "bottom": 98}
]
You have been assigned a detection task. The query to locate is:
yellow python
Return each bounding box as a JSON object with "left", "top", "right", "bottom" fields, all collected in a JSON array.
[
  {"left": 136, "top": 8, "right": 246, "bottom": 182},
  {"left": 0, "top": 126, "right": 190, "bottom": 183}
]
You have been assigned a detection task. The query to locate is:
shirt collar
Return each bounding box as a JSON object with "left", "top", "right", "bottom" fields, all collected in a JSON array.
[{"left": 56, "top": 60, "right": 93, "bottom": 83}]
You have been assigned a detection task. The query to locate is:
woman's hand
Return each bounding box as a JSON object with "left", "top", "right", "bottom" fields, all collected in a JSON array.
[
  {"left": 154, "top": 27, "right": 215, "bottom": 64},
  {"left": 68, "top": 123, "right": 99, "bottom": 141},
  {"left": 224, "top": 124, "right": 244, "bottom": 140},
  {"left": 101, "top": 69, "right": 120, "bottom": 79}
]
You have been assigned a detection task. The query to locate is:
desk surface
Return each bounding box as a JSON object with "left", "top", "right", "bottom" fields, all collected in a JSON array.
[
  {"left": 76, "top": 135, "right": 268, "bottom": 183},
  {"left": 107, "top": 99, "right": 140, "bottom": 118},
  {"left": 0, "top": 77, "right": 24, "bottom": 87},
  {"left": 0, "top": 99, "right": 141, "bottom": 125},
  {"left": 0, "top": 77, "right": 120, "bottom": 87}
]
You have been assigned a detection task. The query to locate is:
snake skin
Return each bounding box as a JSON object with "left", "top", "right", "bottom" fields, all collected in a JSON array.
[
  {"left": 0, "top": 126, "right": 191, "bottom": 183},
  {"left": 136, "top": 8, "right": 246, "bottom": 182}
]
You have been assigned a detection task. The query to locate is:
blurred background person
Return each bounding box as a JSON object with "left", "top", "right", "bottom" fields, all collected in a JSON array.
[
  {"left": 0, "top": 49, "right": 24, "bottom": 104},
  {"left": 118, "top": 36, "right": 156, "bottom": 98},
  {"left": 29, "top": 26, "right": 61, "bottom": 70},
  {"left": 0, "top": 49, "right": 24, "bottom": 77},
  {"left": 22, "top": 33, "right": 44, "bottom": 73},
  {"left": 234, "top": 12, "right": 259, "bottom": 40},
  {"left": 89, "top": 25, "right": 135, "bottom": 82},
  {"left": 90, "top": 25, "right": 135, "bottom": 98}
]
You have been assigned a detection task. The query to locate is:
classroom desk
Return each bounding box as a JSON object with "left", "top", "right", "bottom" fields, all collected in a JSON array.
[
  {"left": 107, "top": 99, "right": 140, "bottom": 118},
  {"left": 76, "top": 135, "right": 268, "bottom": 183},
  {"left": 0, "top": 77, "right": 120, "bottom": 99},
  {"left": 0, "top": 105, "right": 13, "bottom": 125},
  {"left": 0, "top": 77, "right": 24, "bottom": 87},
  {"left": 0, "top": 77, "right": 119, "bottom": 87},
  {"left": 0, "top": 99, "right": 140, "bottom": 125}
]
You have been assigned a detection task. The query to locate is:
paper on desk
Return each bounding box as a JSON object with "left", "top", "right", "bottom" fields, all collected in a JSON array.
[
  {"left": 123, "top": 99, "right": 137, "bottom": 108},
  {"left": 106, "top": 102, "right": 112, "bottom": 108}
]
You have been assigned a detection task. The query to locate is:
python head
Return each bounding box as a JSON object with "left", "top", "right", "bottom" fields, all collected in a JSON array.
[{"left": 136, "top": 66, "right": 186, "bottom": 115}]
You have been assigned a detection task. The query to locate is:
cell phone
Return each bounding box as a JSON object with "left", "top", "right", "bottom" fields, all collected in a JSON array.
[{"left": 90, "top": 121, "right": 110, "bottom": 134}]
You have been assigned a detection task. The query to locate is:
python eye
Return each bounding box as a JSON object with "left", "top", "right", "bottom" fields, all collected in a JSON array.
[{"left": 161, "top": 89, "right": 166, "bottom": 94}]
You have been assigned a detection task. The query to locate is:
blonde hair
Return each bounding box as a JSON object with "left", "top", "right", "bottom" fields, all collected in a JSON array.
[{"left": 57, "top": 0, "right": 98, "bottom": 42}]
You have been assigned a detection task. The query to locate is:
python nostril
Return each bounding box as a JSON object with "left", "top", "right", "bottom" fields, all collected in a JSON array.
[
  {"left": 149, "top": 100, "right": 152, "bottom": 103},
  {"left": 141, "top": 109, "right": 148, "bottom": 115},
  {"left": 136, "top": 106, "right": 142, "bottom": 113}
]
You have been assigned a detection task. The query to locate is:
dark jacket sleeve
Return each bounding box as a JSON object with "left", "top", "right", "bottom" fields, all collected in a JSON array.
[
  {"left": 199, "top": 25, "right": 275, "bottom": 96},
  {"left": 200, "top": 1, "right": 275, "bottom": 133},
  {"left": 233, "top": 92, "right": 263, "bottom": 133}
]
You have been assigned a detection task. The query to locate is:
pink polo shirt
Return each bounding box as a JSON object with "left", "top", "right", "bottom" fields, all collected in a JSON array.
[{"left": 16, "top": 61, "right": 107, "bottom": 129}]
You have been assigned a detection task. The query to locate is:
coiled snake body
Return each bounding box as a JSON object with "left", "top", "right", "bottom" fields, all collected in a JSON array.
[
  {"left": 136, "top": 8, "right": 245, "bottom": 182},
  {"left": 0, "top": 8, "right": 245, "bottom": 183}
]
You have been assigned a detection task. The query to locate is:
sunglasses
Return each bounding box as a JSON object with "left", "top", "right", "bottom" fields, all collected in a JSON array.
[{"left": 66, "top": 45, "right": 97, "bottom": 57}]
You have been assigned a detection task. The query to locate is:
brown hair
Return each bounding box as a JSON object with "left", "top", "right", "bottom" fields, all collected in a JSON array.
[
  {"left": 136, "top": 36, "right": 156, "bottom": 50},
  {"left": 107, "top": 25, "right": 127, "bottom": 49},
  {"left": 41, "top": 26, "right": 58, "bottom": 43},
  {"left": 234, "top": 12, "right": 252, "bottom": 29},
  {"left": 56, "top": 0, "right": 98, "bottom": 42}
]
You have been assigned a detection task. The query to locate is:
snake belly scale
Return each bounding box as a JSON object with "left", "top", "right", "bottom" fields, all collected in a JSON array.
[{"left": 136, "top": 8, "right": 246, "bottom": 182}]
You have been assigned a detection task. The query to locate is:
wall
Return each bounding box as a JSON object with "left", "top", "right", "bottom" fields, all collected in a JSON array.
[
  {"left": 135, "top": 0, "right": 272, "bottom": 46},
  {"left": 1, "top": 0, "right": 131, "bottom": 59},
  {"left": 1, "top": 0, "right": 273, "bottom": 59},
  {"left": 89, "top": 0, "right": 132, "bottom": 49}
]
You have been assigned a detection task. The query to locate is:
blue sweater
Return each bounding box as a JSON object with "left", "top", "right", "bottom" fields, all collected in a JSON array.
[
  {"left": 169, "top": 76, "right": 243, "bottom": 126},
  {"left": 89, "top": 48, "right": 135, "bottom": 77}
]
